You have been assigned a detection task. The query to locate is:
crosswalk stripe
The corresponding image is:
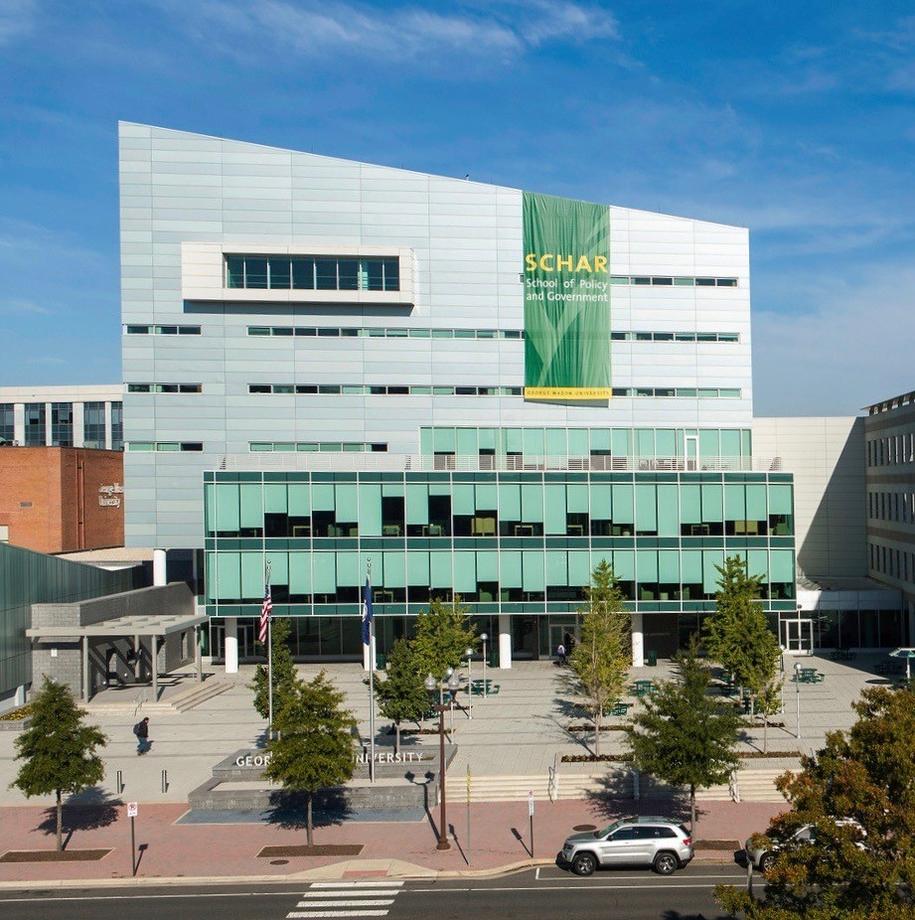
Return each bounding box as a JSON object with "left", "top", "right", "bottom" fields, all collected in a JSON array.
[
  {"left": 296, "top": 901, "right": 394, "bottom": 908},
  {"left": 287, "top": 911, "right": 390, "bottom": 918},
  {"left": 310, "top": 882, "right": 403, "bottom": 889},
  {"left": 301, "top": 891, "right": 400, "bottom": 899}
]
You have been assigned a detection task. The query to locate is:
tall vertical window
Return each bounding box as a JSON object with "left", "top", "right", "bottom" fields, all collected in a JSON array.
[
  {"left": 83, "top": 401, "right": 106, "bottom": 449},
  {"left": 0, "top": 403, "right": 14, "bottom": 444},
  {"left": 24, "top": 403, "right": 46, "bottom": 446},
  {"left": 111, "top": 402, "right": 123, "bottom": 451},
  {"left": 50, "top": 402, "right": 73, "bottom": 447}
]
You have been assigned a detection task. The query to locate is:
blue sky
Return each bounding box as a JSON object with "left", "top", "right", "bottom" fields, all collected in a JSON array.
[{"left": 2, "top": 0, "right": 915, "bottom": 414}]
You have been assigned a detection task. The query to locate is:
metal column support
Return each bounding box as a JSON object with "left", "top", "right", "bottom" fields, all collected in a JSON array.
[
  {"left": 82, "top": 635, "right": 90, "bottom": 702},
  {"left": 151, "top": 636, "right": 159, "bottom": 701},
  {"left": 194, "top": 626, "right": 202, "bottom": 682},
  {"left": 133, "top": 634, "right": 141, "bottom": 681}
]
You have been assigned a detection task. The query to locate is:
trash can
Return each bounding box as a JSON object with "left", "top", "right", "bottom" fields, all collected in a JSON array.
[
  {"left": 375, "top": 653, "right": 386, "bottom": 670},
  {"left": 646, "top": 650, "right": 658, "bottom": 667},
  {"left": 489, "top": 649, "right": 499, "bottom": 668}
]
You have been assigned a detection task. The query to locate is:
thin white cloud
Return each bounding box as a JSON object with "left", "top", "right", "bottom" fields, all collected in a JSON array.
[
  {"left": 149, "top": 0, "right": 619, "bottom": 62},
  {"left": 0, "top": 0, "right": 36, "bottom": 46},
  {"left": 0, "top": 298, "right": 53, "bottom": 316}
]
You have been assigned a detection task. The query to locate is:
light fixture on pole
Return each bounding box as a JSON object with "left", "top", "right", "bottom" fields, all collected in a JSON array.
[
  {"left": 465, "top": 647, "right": 474, "bottom": 719},
  {"left": 480, "top": 633, "right": 488, "bottom": 699},
  {"left": 794, "top": 661, "right": 802, "bottom": 742},
  {"left": 425, "top": 671, "right": 458, "bottom": 851}
]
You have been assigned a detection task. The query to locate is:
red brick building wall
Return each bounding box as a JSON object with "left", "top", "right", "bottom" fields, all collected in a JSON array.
[{"left": 0, "top": 447, "right": 124, "bottom": 554}]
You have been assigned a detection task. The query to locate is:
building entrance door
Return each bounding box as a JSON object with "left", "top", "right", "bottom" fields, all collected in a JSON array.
[
  {"left": 549, "top": 624, "right": 580, "bottom": 658},
  {"left": 780, "top": 616, "right": 813, "bottom": 655},
  {"left": 238, "top": 620, "right": 258, "bottom": 660}
]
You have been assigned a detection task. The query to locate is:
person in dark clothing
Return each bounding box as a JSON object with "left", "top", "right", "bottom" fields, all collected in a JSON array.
[{"left": 133, "top": 717, "right": 151, "bottom": 755}]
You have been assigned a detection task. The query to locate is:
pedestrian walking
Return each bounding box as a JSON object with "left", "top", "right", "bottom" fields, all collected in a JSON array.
[
  {"left": 556, "top": 642, "right": 567, "bottom": 666},
  {"left": 133, "top": 717, "right": 151, "bottom": 755}
]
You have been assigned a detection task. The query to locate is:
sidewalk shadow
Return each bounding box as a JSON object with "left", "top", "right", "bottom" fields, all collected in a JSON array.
[
  {"left": 662, "top": 912, "right": 733, "bottom": 920},
  {"left": 583, "top": 771, "right": 694, "bottom": 826},
  {"left": 37, "top": 787, "right": 122, "bottom": 851},
  {"left": 510, "top": 826, "right": 531, "bottom": 857}
]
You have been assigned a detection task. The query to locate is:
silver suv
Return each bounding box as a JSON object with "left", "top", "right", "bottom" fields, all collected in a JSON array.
[{"left": 560, "top": 816, "right": 694, "bottom": 876}]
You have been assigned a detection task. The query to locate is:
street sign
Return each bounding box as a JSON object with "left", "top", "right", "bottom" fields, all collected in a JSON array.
[
  {"left": 127, "top": 802, "right": 138, "bottom": 818},
  {"left": 528, "top": 791, "right": 535, "bottom": 816}
]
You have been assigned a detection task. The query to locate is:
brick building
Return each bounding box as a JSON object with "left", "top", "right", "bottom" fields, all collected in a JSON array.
[{"left": 0, "top": 447, "right": 124, "bottom": 554}]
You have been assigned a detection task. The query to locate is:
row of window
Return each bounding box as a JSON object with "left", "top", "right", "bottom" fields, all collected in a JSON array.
[
  {"left": 205, "top": 478, "right": 794, "bottom": 541},
  {"left": 870, "top": 542, "right": 915, "bottom": 584},
  {"left": 127, "top": 383, "right": 202, "bottom": 394},
  {"left": 250, "top": 442, "right": 388, "bottom": 453},
  {"left": 868, "top": 491, "right": 915, "bottom": 524},
  {"left": 127, "top": 442, "right": 203, "bottom": 452},
  {"left": 247, "top": 383, "right": 743, "bottom": 399},
  {"left": 246, "top": 325, "right": 741, "bottom": 343},
  {"left": 607, "top": 275, "right": 737, "bottom": 287},
  {"left": 125, "top": 325, "right": 201, "bottom": 335},
  {"left": 205, "top": 547, "right": 794, "bottom": 606},
  {"left": 421, "top": 427, "right": 752, "bottom": 462},
  {"left": 867, "top": 392, "right": 915, "bottom": 415},
  {"left": 0, "top": 402, "right": 122, "bottom": 449},
  {"left": 226, "top": 255, "right": 400, "bottom": 292},
  {"left": 867, "top": 433, "right": 915, "bottom": 467}
]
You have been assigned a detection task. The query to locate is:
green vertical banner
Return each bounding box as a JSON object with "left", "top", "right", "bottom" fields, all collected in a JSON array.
[{"left": 523, "top": 192, "right": 611, "bottom": 400}]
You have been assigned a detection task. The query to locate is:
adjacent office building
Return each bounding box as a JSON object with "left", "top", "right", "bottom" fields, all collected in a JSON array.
[
  {"left": 0, "top": 385, "right": 123, "bottom": 450},
  {"left": 865, "top": 390, "right": 915, "bottom": 641},
  {"left": 119, "top": 122, "right": 804, "bottom": 669}
]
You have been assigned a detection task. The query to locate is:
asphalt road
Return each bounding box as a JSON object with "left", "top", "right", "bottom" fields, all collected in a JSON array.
[{"left": 0, "top": 866, "right": 752, "bottom": 920}]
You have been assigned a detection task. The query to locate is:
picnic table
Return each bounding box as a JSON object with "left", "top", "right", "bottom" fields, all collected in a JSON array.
[
  {"left": 794, "top": 667, "right": 824, "bottom": 683},
  {"left": 610, "top": 701, "right": 633, "bottom": 717},
  {"left": 470, "top": 678, "right": 500, "bottom": 696},
  {"left": 633, "top": 679, "right": 654, "bottom": 698}
]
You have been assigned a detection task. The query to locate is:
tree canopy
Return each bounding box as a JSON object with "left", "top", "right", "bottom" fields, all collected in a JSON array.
[
  {"left": 717, "top": 684, "right": 915, "bottom": 920},
  {"left": 251, "top": 616, "right": 297, "bottom": 721},
  {"left": 566, "top": 560, "right": 630, "bottom": 756},
  {"left": 374, "top": 637, "right": 429, "bottom": 753},
  {"left": 411, "top": 596, "right": 476, "bottom": 680},
  {"left": 264, "top": 671, "right": 357, "bottom": 845},
  {"left": 626, "top": 637, "right": 741, "bottom": 834},
  {"left": 12, "top": 677, "right": 107, "bottom": 851}
]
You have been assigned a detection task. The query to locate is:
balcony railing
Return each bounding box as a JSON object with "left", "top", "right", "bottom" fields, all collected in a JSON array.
[{"left": 211, "top": 453, "right": 784, "bottom": 473}]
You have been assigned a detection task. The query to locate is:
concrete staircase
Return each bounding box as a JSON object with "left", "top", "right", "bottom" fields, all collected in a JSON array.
[
  {"left": 446, "top": 768, "right": 789, "bottom": 804},
  {"left": 166, "top": 678, "right": 233, "bottom": 713},
  {"left": 84, "top": 678, "right": 232, "bottom": 716}
]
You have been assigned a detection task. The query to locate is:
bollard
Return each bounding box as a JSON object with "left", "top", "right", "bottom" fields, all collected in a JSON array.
[
  {"left": 116, "top": 769, "right": 123, "bottom": 794},
  {"left": 161, "top": 769, "right": 168, "bottom": 794}
]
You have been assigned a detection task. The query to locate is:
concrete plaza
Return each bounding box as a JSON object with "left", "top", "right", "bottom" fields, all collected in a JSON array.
[{"left": 0, "top": 652, "right": 898, "bottom": 809}]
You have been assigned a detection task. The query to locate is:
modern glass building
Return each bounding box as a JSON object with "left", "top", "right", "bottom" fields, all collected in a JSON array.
[{"left": 118, "top": 122, "right": 796, "bottom": 668}]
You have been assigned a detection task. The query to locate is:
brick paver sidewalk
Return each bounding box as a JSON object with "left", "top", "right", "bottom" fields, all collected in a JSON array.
[{"left": 0, "top": 798, "right": 785, "bottom": 884}]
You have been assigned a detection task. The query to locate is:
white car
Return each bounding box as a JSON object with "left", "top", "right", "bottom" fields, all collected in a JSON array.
[{"left": 745, "top": 819, "right": 866, "bottom": 873}]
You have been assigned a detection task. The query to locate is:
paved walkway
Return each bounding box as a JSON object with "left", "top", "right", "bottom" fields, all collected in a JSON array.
[
  {"left": 0, "top": 654, "right": 894, "bottom": 808},
  {"left": 0, "top": 797, "right": 784, "bottom": 883}
]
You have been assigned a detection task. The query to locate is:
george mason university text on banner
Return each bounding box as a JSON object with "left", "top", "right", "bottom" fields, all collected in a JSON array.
[{"left": 522, "top": 192, "right": 611, "bottom": 401}]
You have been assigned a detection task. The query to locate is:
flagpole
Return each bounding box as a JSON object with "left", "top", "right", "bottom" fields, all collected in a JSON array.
[
  {"left": 367, "top": 561, "right": 376, "bottom": 784},
  {"left": 266, "top": 561, "right": 273, "bottom": 741}
]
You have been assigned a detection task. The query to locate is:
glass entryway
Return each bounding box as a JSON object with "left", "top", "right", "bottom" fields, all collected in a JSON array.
[
  {"left": 780, "top": 615, "right": 813, "bottom": 655},
  {"left": 549, "top": 623, "right": 581, "bottom": 658}
]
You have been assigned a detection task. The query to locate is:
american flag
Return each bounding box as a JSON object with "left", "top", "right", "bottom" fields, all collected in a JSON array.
[{"left": 259, "top": 583, "right": 272, "bottom": 644}]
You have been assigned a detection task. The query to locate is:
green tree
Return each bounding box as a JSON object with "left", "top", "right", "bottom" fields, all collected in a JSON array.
[
  {"left": 566, "top": 561, "right": 630, "bottom": 757},
  {"left": 374, "top": 638, "right": 429, "bottom": 754},
  {"left": 626, "top": 637, "right": 741, "bottom": 835},
  {"left": 250, "top": 616, "right": 297, "bottom": 720},
  {"left": 11, "top": 678, "right": 107, "bottom": 851},
  {"left": 264, "top": 671, "right": 357, "bottom": 846},
  {"left": 411, "top": 596, "right": 476, "bottom": 680},
  {"left": 717, "top": 684, "right": 915, "bottom": 920}
]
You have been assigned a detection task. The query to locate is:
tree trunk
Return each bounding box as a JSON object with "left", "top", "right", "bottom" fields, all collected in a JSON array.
[
  {"left": 394, "top": 721, "right": 401, "bottom": 755},
  {"left": 690, "top": 784, "right": 697, "bottom": 837},
  {"left": 763, "top": 713, "right": 769, "bottom": 753},
  {"left": 306, "top": 792, "right": 314, "bottom": 847},
  {"left": 56, "top": 789, "right": 63, "bottom": 852},
  {"left": 594, "top": 709, "right": 601, "bottom": 757}
]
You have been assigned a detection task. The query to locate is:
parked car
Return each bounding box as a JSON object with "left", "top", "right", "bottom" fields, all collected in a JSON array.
[
  {"left": 745, "top": 819, "right": 866, "bottom": 873},
  {"left": 560, "top": 816, "right": 694, "bottom": 876}
]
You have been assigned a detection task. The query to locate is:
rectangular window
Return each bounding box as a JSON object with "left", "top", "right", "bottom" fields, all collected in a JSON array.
[
  {"left": 24, "top": 403, "right": 45, "bottom": 446},
  {"left": 0, "top": 403, "right": 15, "bottom": 444}
]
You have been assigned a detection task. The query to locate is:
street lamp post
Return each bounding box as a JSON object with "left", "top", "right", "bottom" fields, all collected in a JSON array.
[
  {"left": 794, "top": 661, "right": 802, "bottom": 743},
  {"left": 425, "top": 671, "right": 461, "bottom": 851},
  {"left": 465, "top": 647, "right": 474, "bottom": 719},
  {"left": 480, "top": 632, "right": 488, "bottom": 699}
]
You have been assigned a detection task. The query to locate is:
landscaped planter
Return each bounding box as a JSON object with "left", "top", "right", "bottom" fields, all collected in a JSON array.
[{"left": 0, "top": 706, "right": 32, "bottom": 732}]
